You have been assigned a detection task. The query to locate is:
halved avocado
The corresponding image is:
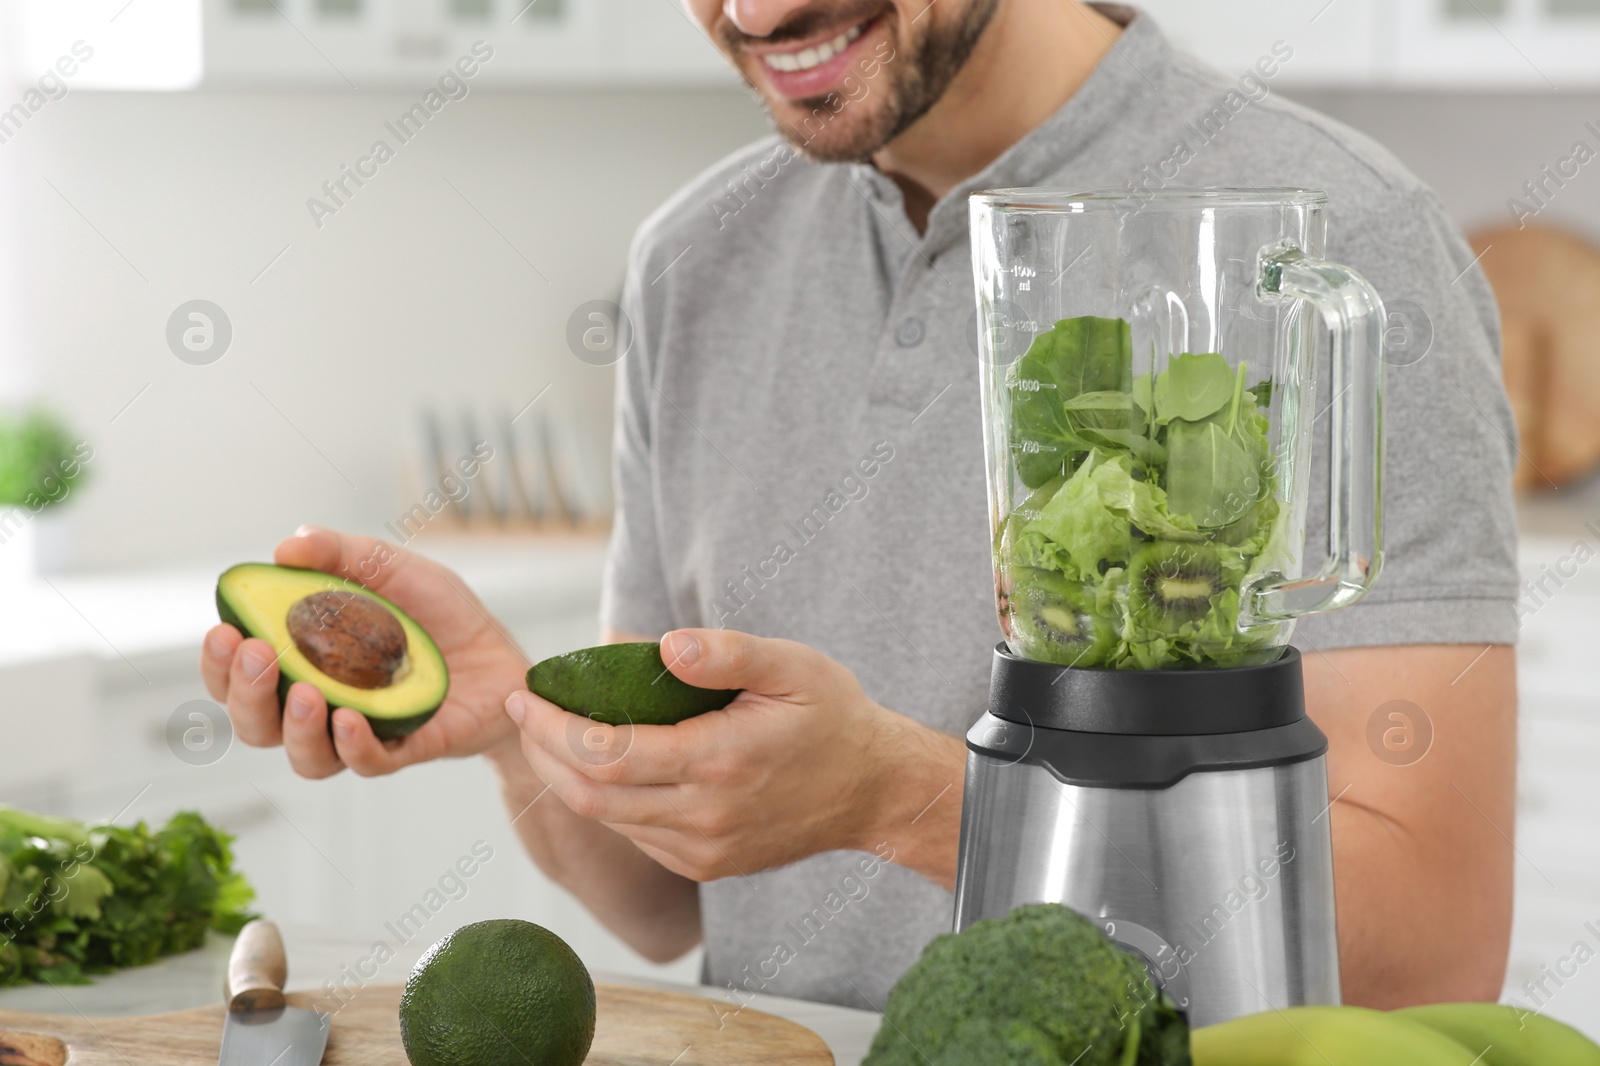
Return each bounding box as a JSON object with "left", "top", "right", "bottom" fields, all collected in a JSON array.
[
  {"left": 216, "top": 563, "right": 448, "bottom": 739},
  {"left": 528, "top": 642, "right": 738, "bottom": 726}
]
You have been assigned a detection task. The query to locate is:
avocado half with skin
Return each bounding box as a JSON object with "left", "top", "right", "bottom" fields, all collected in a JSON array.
[
  {"left": 528, "top": 642, "right": 738, "bottom": 726},
  {"left": 216, "top": 563, "right": 448, "bottom": 740}
]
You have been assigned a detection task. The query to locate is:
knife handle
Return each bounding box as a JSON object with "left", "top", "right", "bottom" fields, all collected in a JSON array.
[{"left": 225, "top": 919, "right": 289, "bottom": 1012}]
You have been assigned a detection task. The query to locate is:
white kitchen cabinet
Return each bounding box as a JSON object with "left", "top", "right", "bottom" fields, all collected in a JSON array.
[
  {"left": 1136, "top": 0, "right": 1383, "bottom": 87},
  {"left": 1392, "top": 0, "right": 1600, "bottom": 88},
  {"left": 4, "top": 0, "right": 732, "bottom": 89},
  {"left": 198, "top": 0, "right": 732, "bottom": 87},
  {"left": 206, "top": 0, "right": 1384, "bottom": 90},
  {"left": 17, "top": 0, "right": 1600, "bottom": 90},
  {"left": 1143, "top": 0, "right": 1600, "bottom": 89}
]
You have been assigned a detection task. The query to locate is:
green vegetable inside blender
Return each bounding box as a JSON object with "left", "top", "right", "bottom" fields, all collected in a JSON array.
[{"left": 1000, "top": 316, "right": 1288, "bottom": 669}]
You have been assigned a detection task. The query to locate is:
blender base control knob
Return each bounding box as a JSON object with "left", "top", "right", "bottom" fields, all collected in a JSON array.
[{"left": 1096, "top": 916, "right": 1193, "bottom": 1014}]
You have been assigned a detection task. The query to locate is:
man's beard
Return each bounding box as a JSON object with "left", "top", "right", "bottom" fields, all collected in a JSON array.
[{"left": 719, "top": 0, "right": 1003, "bottom": 163}]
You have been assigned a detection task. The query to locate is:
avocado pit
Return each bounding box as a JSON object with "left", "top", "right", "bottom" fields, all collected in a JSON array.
[{"left": 286, "top": 589, "right": 409, "bottom": 689}]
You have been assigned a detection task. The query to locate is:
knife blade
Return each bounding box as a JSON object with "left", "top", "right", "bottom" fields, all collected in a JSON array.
[{"left": 219, "top": 920, "right": 330, "bottom": 1066}]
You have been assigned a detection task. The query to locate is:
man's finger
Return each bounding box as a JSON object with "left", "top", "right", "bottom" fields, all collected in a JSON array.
[
  {"left": 508, "top": 691, "right": 697, "bottom": 786},
  {"left": 659, "top": 628, "right": 816, "bottom": 696},
  {"left": 515, "top": 726, "right": 677, "bottom": 826},
  {"left": 324, "top": 708, "right": 396, "bottom": 776},
  {"left": 200, "top": 624, "right": 242, "bottom": 701},
  {"left": 227, "top": 637, "right": 286, "bottom": 747},
  {"left": 329, "top": 707, "right": 447, "bottom": 777},
  {"left": 273, "top": 525, "right": 412, "bottom": 594},
  {"left": 279, "top": 683, "right": 347, "bottom": 779}
]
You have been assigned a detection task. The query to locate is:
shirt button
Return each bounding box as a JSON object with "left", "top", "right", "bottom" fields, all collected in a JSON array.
[{"left": 895, "top": 317, "right": 925, "bottom": 348}]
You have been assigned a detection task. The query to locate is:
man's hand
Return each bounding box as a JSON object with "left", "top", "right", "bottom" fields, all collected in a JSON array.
[
  {"left": 200, "top": 526, "right": 530, "bottom": 778},
  {"left": 504, "top": 629, "right": 966, "bottom": 886}
]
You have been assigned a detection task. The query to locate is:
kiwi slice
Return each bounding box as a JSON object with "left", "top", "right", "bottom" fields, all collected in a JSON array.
[
  {"left": 1007, "top": 568, "right": 1118, "bottom": 668},
  {"left": 1129, "top": 541, "right": 1226, "bottom": 631}
]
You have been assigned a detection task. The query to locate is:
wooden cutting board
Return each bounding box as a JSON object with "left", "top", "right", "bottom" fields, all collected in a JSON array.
[
  {"left": 1468, "top": 223, "right": 1600, "bottom": 490},
  {"left": 0, "top": 982, "right": 834, "bottom": 1065}
]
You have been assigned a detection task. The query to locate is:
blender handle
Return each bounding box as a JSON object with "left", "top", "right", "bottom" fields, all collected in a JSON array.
[{"left": 1250, "top": 246, "right": 1386, "bottom": 623}]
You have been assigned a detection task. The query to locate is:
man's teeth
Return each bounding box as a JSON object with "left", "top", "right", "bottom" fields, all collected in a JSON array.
[{"left": 762, "top": 24, "right": 864, "bottom": 73}]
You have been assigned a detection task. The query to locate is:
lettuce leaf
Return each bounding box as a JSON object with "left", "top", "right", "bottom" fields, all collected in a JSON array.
[
  {"left": 1085, "top": 454, "right": 1203, "bottom": 542},
  {"left": 1025, "top": 453, "right": 1130, "bottom": 576}
]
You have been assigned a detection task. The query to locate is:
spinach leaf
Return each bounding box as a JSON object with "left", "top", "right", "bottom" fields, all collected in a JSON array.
[
  {"left": 1164, "top": 419, "right": 1267, "bottom": 528},
  {"left": 1007, "top": 317, "right": 1134, "bottom": 487},
  {"left": 1248, "top": 378, "right": 1274, "bottom": 409},
  {"left": 1059, "top": 391, "right": 1135, "bottom": 417},
  {"left": 1164, "top": 362, "right": 1272, "bottom": 528},
  {"left": 1152, "top": 352, "right": 1234, "bottom": 424},
  {"left": 1131, "top": 372, "right": 1153, "bottom": 419},
  {"left": 1060, "top": 392, "right": 1166, "bottom": 466}
]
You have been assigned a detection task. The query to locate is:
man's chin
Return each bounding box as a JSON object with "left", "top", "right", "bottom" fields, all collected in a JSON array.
[{"left": 767, "top": 97, "right": 897, "bottom": 164}]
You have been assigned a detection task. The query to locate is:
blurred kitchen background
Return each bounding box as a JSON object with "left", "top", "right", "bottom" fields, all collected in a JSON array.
[{"left": 1, "top": 0, "right": 1599, "bottom": 1031}]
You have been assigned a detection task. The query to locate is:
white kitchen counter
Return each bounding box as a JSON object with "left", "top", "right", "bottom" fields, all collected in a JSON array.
[{"left": 0, "top": 926, "right": 882, "bottom": 1065}]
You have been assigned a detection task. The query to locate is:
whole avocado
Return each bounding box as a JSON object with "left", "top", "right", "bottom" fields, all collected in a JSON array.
[
  {"left": 399, "top": 919, "right": 595, "bottom": 1066},
  {"left": 863, "top": 903, "right": 1190, "bottom": 1066}
]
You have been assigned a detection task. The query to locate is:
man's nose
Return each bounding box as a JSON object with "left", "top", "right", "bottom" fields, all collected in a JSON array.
[{"left": 722, "top": 0, "right": 815, "bottom": 39}]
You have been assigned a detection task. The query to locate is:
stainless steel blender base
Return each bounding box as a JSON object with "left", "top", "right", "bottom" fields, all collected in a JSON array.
[{"left": 953, "top": 746, "right": 1341, "bottom": 1027}]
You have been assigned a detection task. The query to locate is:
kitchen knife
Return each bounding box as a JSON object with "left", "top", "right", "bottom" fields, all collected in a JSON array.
[{"left": 219, "top": 920, "right": 330, "bottom": 1066}]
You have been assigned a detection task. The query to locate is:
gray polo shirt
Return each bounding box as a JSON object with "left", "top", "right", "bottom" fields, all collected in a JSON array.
[{"left": 600, "top": 5, "right": 1519, "bottom": 1009}]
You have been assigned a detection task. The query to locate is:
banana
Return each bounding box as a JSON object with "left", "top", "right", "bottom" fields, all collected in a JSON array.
[
  {"left": 1191, "top": 1005, "right": 1480, "bottom": 1065},
  {"left": 1396, "top": 1003, "right": 1600, "bottom": 1066}
]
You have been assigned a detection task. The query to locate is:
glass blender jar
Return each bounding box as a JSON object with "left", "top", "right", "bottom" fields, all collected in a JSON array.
[
  {"left": 953, "top": 189, "right": 1387, "bottom": 1025},
  {"left": 971, "top": 188, "right": 1384, "bottom": 669}
]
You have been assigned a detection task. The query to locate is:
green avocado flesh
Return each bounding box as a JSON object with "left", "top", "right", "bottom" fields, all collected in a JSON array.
[
  {"left": 527, "top": 642, "right": 739, "bottom": 726},
  {"left": 215, "top": 563, "right": 448, "bottom": 740}
]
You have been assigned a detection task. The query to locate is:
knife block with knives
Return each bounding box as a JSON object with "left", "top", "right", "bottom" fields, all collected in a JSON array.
[{"left": 0, "top": 920, "right": 834, "bottom": 1065}]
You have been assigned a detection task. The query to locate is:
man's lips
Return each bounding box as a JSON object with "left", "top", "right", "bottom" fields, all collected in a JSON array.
[{"left": 745, "top": 17, "right": 877, "bottom": 101}]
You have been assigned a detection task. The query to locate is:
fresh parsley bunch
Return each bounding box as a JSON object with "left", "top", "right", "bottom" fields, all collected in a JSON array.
[{"left": 0, "top": 807, "right": 257, "bottom": 987}]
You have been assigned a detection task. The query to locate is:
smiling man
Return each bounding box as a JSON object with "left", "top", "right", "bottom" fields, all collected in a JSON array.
[{"left": 205, "top": 2, "right": 1520, "bottom": 1012}]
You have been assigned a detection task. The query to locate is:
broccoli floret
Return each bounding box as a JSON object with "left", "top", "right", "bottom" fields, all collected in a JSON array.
[
  {"left": 862, "top": 903, "right": 1191, "bottom": 1066},
  {"left": 923, "top": 1018, "right": 1067, "bottom": 1065}
]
